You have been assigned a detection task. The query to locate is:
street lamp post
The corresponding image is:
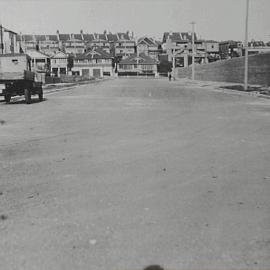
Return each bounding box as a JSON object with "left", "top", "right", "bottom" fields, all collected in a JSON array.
[
  {"left": 191, "top": 21, "right": 196, "bottom": 81},
  {"left": 244, "top": 0, "right": 250, "bottom": 91}
]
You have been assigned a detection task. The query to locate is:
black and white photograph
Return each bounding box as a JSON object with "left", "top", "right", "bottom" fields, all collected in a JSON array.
[{"left": 0, "top": 0, "right": 270, "bottom": 269}]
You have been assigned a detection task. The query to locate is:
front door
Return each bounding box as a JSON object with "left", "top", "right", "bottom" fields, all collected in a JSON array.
[
  {"left": 93, "top": 69, "right": 101, "bottom": 78},
  {"left": 82, "top": 69, "right": 90, "bottom": 77}
]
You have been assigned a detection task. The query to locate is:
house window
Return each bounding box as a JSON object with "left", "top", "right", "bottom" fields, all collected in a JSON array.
[
  {"left": 60, "top": 68, "right": 66, "bottom": 74},
  {"left": 36, "top": 59, "right": 46, "bottom": 63},
  {"left": 141, "top": 65, "right": 153, "bottom": 70}
]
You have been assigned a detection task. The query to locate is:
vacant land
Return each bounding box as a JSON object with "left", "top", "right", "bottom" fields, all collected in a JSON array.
[{"left": 0, "top": 78, "right": 270, "bottom": 270}]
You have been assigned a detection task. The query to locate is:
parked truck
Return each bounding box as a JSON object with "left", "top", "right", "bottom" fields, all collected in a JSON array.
[{"left": 0, "top": 54, "right": 43, "bottom": 104}]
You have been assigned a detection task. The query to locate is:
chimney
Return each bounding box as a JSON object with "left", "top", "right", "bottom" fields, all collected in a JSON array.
[
  {"left": 56, "top": 30, "right": 60, "bottom": 41},
  {"left": 81, "top": 30, "right": 84, "bottom": 40}
]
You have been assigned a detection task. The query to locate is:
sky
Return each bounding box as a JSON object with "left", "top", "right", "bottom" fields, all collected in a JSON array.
[{"left": 0, "top": 0, "right": 269, "bottom": 42}]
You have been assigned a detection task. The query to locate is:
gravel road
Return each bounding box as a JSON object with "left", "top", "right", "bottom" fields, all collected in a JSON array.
[{"left": 0, "top": 78, "right": 270, "bottom": 270}]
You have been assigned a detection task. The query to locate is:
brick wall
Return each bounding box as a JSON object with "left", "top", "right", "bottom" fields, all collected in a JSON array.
[{"left": 176, "top": 53, "right": 270, "bottom": 86}]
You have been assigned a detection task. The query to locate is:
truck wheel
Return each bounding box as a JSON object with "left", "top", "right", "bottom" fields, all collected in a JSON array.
[
  {"left": 24, "top": 88, "right": 31, "bottom": 104},
  {"left": 38, "top": 88, "right": 43, "bottom": 102},
  {"left": 4, "top": 94, "right": 11, "bottom": 103}
]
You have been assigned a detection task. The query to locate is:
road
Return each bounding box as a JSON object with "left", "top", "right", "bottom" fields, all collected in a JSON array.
[{"left": 0, "top": 78, "right": 270, "bottom": 270}]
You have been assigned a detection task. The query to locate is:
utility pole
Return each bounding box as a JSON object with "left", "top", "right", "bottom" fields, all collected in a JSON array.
[
  {"left": 137, "top": 42, "right": 139, "bottom": 77},
  {"left": 191, "top": 21, "right": 196, "bottom": 81},
  {"left": 244, "top": 0, "right": 250, "bottom": 91},
  {"left": 0, "top": 24, "right": 3, "bottom": 54}
]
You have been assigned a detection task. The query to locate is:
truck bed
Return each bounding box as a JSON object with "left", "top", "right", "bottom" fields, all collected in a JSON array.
[{"left": 0, "top": 70, "right": 35, "bottom": 82}]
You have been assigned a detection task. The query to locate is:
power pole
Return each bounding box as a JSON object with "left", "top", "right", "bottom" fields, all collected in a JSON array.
[
  {"left": 0, "top": 24, "right": 3, "bottom": 54},
  {"left": 244, "top": 0, "right": 250, "bottom": 91},
  {"left": 191, "top": 21, "right": 196, "bottom": 81}
]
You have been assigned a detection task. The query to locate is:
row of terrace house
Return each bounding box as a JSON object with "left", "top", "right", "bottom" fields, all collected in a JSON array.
[
  {"left": 162, "top": 32, "right": 221, "bottom": 68},
  {"left": 17, "top": 31, "right": 136, "bottom": 59}
]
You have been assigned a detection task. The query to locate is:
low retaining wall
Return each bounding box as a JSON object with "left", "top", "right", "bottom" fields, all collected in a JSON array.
[
  {"left": 45, "top": 75, "right": 94, "bottom": 84},
  {"left": 176, "top": 52, "right": 270, "bottom": 86}
]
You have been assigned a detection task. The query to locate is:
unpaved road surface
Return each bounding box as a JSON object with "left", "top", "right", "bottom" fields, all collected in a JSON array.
[{"left": 0, "top": 78, "right": 270, "bottom": 270}]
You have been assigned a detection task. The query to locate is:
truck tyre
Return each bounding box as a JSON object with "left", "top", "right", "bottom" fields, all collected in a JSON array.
[
  {"left": 4, "top": 94, "right": 11, "bottom": 103},
  {"left": 38, "top": 88, "right": 43, "bottom": 102},
  {"left": 24, "top": 88, "right": 31, "bottom": 104}
]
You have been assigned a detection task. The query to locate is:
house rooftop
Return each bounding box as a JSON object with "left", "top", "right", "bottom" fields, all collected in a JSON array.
[
  {"left": 59, "top": 34, "right": 71, "bottom": 41},
  {"left": 48, "top": 35, "right": 58, "bottom": 42},
  {"left": 73, "top": 34, "right": 83, "bottom": 41},
  {"left": 163, "top": 32, "right": 198, "bottom": 43},
  {"left": 26, "top": 50, "right": 49, "bottom": 58},
  {"left": 75, "top": 48, "right": 113, "bottom": 60},
  {"left": 83, "top": 34, "right": 94, "bottom": 42},
  {"left": 93, "top": 33, "right": 107, "bottom": 41},
  {"left": 107, "top": 33, "right": 118, "bottom": 42},
  {"left": 119, "top": 53, "right": 158, "bottom": 65},
  {"left": 117, "top": 32, "right": 130, "bottom": 41}
]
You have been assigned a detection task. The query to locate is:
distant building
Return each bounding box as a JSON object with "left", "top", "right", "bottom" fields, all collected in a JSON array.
[
  {"left": 162, "top": 32, "right": 196, "bottom": 62},
  {"left": 50, "top": 51, "right": 68, "bottom": 77},
  {"left": 200, "top": 40, "right": 220, "bottom": 62},
  {"left": 72, "top": 48, "right": 113, "bottom": 78},
  {"left": 137, "top": 37, "right": 160, "bottom": 59},
  {"left": 18, "top": 34, "right": 60, "bottom": 55},
  {"left": 85, "top": 33, "right": 110, "bottom": 54},
  {"left": 117, "top": 53, "right": 158, "bottom": 77},
  {"left": 162, "top": 32, "right": 208, "bottom": 67},
  {"left": 26, "top": 50, "right": 49, "bottom": 73},
  {"left": 247, "top": 40, "right": 270, "bottom": 55},
  {"left": 0, "top": 25, "right": 19, "bottom": 54},
  {"left": 114, "top": 32, "right": 136, "bottom": 59},
  {"left": 219, "top": 40, "right": 243, "bottom": 59},
  {"left": 37, "top": 35, "right": 59, "bottom": 56},
  {"left": 58, "top": 32, "right": 85, "bottom": 55}
]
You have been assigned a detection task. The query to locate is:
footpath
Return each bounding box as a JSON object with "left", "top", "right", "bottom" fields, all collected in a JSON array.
[{"left": 174, "top": 78, "right": 270, "bottom": 99}]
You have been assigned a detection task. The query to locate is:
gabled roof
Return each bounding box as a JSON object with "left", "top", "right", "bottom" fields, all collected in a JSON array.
[
  {"left": 35, "top": 35, "right": 46, "bottom": 41},
  {"left": 59, "top": 34, "right": 71, "bottom": 41},
  {"left": 2, "top": 26, "right": 17, "bottom": 35},
  {"left": 83, "top": 34, "right": 94, "bottom": 42},
  {"left": 107, "top": 33, "right": 118, "bottom": 42},
  {"left": 75, "top": 48, "right": 113, "bottom": 60},
  {"left": 93, "top": 33, "right": 107, "bottom": 41},
  {"left": 22, "top": 35, "right": 35, "bottom": 42},
  {"left": 51, "top": 51, "right": 68, "bottom": 59},
  {"left": 119, "top": 53, "right": 158, "bottom": 65},
  {"left": 27, "top": 50, "right": 49, "bottom": 59},
  {"left": 162, "top": 32, "right": 197, "bottom": 43},
  {"left": 117, "top": 32, "right": 130, "bottom": 41},
  {"left": 73, "top": 34, "right": 83, "bottom": 40},
  {"left": 48, "top": 35, "right": 58, "bottom": 41},
  {"left": 138, "top": 37, "right": 158, "bottom": 46}
]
